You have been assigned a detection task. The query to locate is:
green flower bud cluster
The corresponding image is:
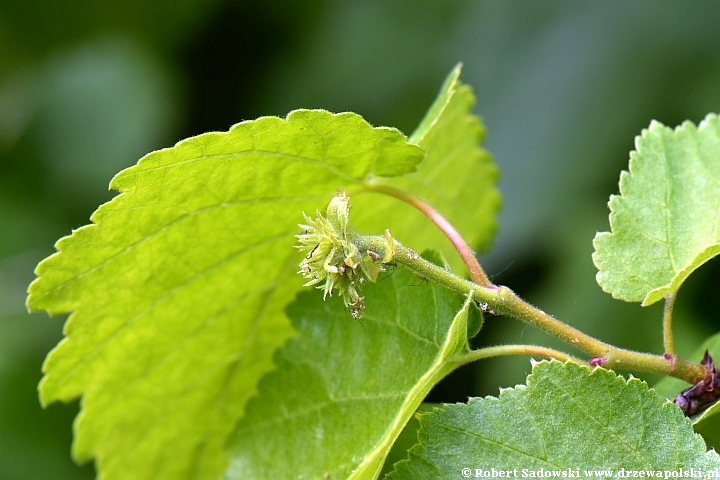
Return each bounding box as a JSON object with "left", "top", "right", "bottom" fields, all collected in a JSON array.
[{"left": 296, "top": 189, "right": 387, "bottom": 319}]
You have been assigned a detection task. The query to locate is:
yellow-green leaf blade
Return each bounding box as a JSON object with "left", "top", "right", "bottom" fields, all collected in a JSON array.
[
  {"left": 26, "top": 109, "right": 424, "bottom": 480},
  {"left": 593, "top": 114, "right": 720, "bottom": 305}
]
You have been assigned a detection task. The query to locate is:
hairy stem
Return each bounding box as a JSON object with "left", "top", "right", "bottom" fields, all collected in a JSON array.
[
  {"left": 356, "top": 234, "right": 705, "bottom": 384},
  {"left": 359, "top": 183, "right": 491, "bottom": 286},
  {"left": 663, "top": 292, "right": 677, "bottom": 356},
  {"left": 452, "top": 345, "right": 584, "bottom": 367}
]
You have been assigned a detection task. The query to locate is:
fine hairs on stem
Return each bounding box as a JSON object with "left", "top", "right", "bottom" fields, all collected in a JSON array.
[
  {"left": 301, "top": 190, "right": 706, "bottom": 386},
  {"left": 354, "top": 234, "right": 705, "bottom": 385},
  {"left": 356, "top": 188, "right": 705, "bottom": 383}
]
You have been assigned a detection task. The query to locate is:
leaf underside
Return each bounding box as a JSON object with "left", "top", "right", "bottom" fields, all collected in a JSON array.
[
  {"left": 593, "top": 114, "right": 720, "bottom": 305},
  {"left": 351, "top": 63, "right": 501, "bottom": 274},
  {"left": 224, "top": 252, "right": 481, "bottom": 480},
  {"left": 387, "top": 361, "right": 720, "bottom": 479},
  {"left": 26, "top": 110, "right": 424, "bottom": 480}
]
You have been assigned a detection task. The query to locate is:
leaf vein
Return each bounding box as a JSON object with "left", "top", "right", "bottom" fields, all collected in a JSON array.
[
  {"left": 545, "top": 375, "right": 652, "bottom": 469},
  {"left": 422, "top": 415, "right": 565, "bottom": 469},
  {"left": 47, "top": 230, "right": 293, "bottom": 389},
  {"left": 110, "top": 251, "right": 296, "bottom": 469},
  {"left": 33, "top": 198, "right": 314, "bottom": 305},
  {"left": 237, "top": 394, "right": 406, "bottom": 432}
]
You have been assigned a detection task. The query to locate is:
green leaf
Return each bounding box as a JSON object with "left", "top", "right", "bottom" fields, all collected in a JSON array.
[
  {"left": 351, "top": 64, "right": 501, "bottom": 273},
  {"left": 224, "top": 252, "right": 482, "bottom": 480},
  {"left": 26, "top": 109, "right": 424, "bottom": 480},
  {"left": 387, "top": 361, "right": 720, "bottom": 479},
  {"left": 654, "top": 331, "right": 720, "bottom": 449},
  {"left": 380, "top": 403, "right": 438, "bottom": 478},
  {"left": 593, "top": 114, "right": 720, "bottom": 305}
]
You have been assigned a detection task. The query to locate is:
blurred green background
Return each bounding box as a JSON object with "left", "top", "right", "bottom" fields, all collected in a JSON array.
[{"left": 2, "top": 1, "right": 720, "bottom": 477}]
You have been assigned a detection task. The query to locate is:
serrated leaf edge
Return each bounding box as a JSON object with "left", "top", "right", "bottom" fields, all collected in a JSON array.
[
  {"left": 25, "top": 108, "right": 427, "bottom": 479},
  {"left": 27, "top": 108, "right": 423, "bottom": 314},
  {"left": 389, "top": 361, "right": 718, "bottom": 477},
  {"left": 593, "top": 114, "right": 720, "bottom": 305}
]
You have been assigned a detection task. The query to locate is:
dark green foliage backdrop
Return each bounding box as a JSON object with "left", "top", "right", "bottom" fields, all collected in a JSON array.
[{"left": 1, "top": 1, "right": 720, "bottom": 477}]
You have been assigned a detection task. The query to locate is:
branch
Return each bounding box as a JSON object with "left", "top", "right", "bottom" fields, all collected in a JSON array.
[{"left": 355, "top": 234, "right": 706, "bottom": 384}]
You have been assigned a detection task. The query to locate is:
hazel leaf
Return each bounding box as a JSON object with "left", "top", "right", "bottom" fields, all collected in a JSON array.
[
  {"left": 593, "top": 114, "right": 720, "bottom": 305},
  {"left": 26, "top": 109, "right": 424, "bottom": 480},
  {"left": 387, "top": 361, "right": 720, "bottom": 479}
]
